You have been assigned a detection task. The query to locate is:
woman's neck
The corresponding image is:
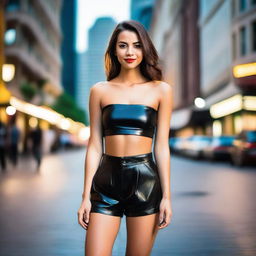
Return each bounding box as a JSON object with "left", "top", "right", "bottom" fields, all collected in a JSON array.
[{"left": 116, "top": 68, "right": 149, "bottom": 85}]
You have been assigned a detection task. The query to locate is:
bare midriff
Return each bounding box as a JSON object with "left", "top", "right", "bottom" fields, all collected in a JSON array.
[{"left": 104, "top": 135, "right": 153, "bottom": 157}]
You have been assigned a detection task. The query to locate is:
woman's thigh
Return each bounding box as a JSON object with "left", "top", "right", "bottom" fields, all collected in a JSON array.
[
  {"left": 125, "top": 213, "right": 160, "bottom": 256},
  {"left": 85, "top": 212, "right": 121, "bottom": 256}
]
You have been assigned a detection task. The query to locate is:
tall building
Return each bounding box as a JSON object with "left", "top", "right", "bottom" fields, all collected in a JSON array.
[
  {"left": 131, "top": 0, "right": 156, "bottom": 30},
  {"left": 76, "top": 17, "right": 117, "bottom": 117},
  {"left": 150, "top": 0, "right": 205, "bottom": 136},
  {"left": 200, "top": 0, "right": 256, "bottom": 135},
  {"left": 4, "top": 0, "right": 63, "bottom": 103},
  {"left": 60, "top": 0, "right": 77, "bottom": 98},
  {"left": 4, "top": 0, "right": 63, "bottom": 152},
  {"left": 150, "top": 0, "right": 256, "bottom": 137}
]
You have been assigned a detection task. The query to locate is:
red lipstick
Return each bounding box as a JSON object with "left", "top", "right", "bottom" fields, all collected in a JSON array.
[{"left": 125, "top": 58, "right": 136, "bottom": 63}]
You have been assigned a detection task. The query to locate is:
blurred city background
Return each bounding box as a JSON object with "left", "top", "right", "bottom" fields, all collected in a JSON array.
[{"left": 0, "top": 0, "right": 256, "bottom": 255}]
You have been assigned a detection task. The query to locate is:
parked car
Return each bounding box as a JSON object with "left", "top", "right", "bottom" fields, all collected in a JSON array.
[
  {"left": 203, "top": 135, "right": 235, "bottom": 161},
  {"left": 169, "top": 136, "right": 190, "bottom": 155},
  {"left": 229, "top": 130, "right": 256, "bottom": 166},
  {"left": 182, "top": 135, "right": 212, "bottom": 159}
]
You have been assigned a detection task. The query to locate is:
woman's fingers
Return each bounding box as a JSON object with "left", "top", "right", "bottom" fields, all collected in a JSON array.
[
  {"left": 158, "top": 209, "right": 172, "bottom": 229},
  {"left": 158, "top": 208, "right": 165, "bottom": 226},
  {"left": 78, "top": 209, "right": 87, "bottom": 230},
  {"left": 83, "top": 209, "right": 90, "bottom": 229}
]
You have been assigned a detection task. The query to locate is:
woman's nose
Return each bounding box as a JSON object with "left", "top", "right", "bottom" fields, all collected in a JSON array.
[{"left": 126, "top": 46, "right": 134, "bottom": 55}]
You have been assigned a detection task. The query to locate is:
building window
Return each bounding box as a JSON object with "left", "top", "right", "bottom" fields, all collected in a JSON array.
[
  {"left": 240, "top": 26, "right": 247, "bottom": 56},
  {"left": 5, "top": 0, "right": 20, "bottom": 12},
  {"left": 232, "top": 0, "right": 237, "bottom": 17},
  {"left": 252, "top": 20, "right": 256, "bottom": 52},
  {"left": 239, "top": 0, "right": 247, "bottom": 11},
  {"left": 232, "top": 33, "right": 237, "bottom": 60}
]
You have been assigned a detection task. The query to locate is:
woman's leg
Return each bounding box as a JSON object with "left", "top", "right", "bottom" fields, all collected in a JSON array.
[
  {"left": 85, "top": 212, "right": 121, "bottom": 256},
  {"left": 125, "top": 213, "right": 160, "bottom": 256}
]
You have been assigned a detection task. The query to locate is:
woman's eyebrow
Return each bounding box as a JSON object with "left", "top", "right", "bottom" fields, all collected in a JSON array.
[{"left": 117, "top": 41, "right": 141, "bottom": 44}]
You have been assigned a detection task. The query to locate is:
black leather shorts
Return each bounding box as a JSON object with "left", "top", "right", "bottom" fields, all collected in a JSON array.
[{"left": 90, "top": 152, "right": 162, "bottom": 217}]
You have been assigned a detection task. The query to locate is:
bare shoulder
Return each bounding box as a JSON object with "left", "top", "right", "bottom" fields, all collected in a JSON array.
[
  {"left": 158, "top": 81, "right": 173, "bottom": 90},
  {"left": 90, "top": 81, "right": 106, "bottom": 91},
  {"left": 154, "top": 81, "right": 173, "bottom": 95},
  {"left": 89, "top": 82, "right": 109, "bottom": 109},
  {"left": 89, "top": 81, "right": 109, "bottom": 97}
]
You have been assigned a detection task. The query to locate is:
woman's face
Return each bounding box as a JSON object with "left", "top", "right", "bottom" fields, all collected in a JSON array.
[{"left": 115, "top": 30, "right": 143, "bottom": 69}]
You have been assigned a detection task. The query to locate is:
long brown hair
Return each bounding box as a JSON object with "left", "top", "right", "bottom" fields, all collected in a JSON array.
[{"left": 104, "top": 20, "right": 162, "bottom": 81}]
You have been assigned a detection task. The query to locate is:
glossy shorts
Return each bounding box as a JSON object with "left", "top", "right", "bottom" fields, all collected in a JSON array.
[{"left": 90, "top": 152, "right": 162, "bottom": 217}]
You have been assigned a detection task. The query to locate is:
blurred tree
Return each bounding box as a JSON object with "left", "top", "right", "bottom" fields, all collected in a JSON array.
[
  {"left": 20, "top": 81, "right": 36, "bottom": 101},
  {"left": 50, "top": 92, "right": 88, "bottom": 124}
]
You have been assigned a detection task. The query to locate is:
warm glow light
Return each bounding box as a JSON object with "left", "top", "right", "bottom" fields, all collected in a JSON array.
[
  {"left": 29, "top": 117, "right": 38, "bottom": 128},
  {"left": 2, "top": 64, "right": 15, "bottom": 82},
  {"left": 243, "top": 96, "right": 256, "bottom": 111},
  {"left": 233, "top": 62, "right": 256, "bottom": 78},
  {"left": 213, "top": 120, "right": 222, "bottom": 136},
  {"left": 210, "top": 94, "right": 242, "bottom": 118},
  {"left": 234, "top": 116, "right": 243, "bottom": 134},
  {"left": 59, "top": 118, "right": 71, "bottom": 130},
  {"left": 6, "top": 106, "right": 16, "bottom": 115},
  {"left": 78, "top": 127, "right": 90, "bottom": 140},
  {"left": 10, "top": 97, "right": 63, "bottom": 124},
  {"left": 9, "top": 96, "right": 88, "bottom": 141}
]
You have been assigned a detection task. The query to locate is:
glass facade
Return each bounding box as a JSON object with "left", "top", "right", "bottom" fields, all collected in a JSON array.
[
  {"left": 239, "top": 0, "right": 247, "bottom": 11},
  {"left": 200, "top": 0, "right": 231, "bottom": 92}
]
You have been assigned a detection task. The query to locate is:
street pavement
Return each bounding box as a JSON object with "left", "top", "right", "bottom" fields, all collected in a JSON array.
[{"left": 0, "top": 148, "right": 255, "bottom": 256}]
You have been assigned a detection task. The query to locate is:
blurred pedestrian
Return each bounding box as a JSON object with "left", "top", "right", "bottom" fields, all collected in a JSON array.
[
  {"left": 8, "top": 122, "right": 21, "bottom": 167},
  {"left": 0, "top": 121, "right": 7, "bottom": 171},
  {"left": 29, "top": 125, "right": 43, "bottom": 169}
]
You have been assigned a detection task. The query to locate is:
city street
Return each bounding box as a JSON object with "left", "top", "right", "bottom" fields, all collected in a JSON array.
[{"left": 0, "top": 148, "right": 255, "bottom": 256}]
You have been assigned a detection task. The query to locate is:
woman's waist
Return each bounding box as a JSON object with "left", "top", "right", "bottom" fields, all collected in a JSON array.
[{"left": 104, "top": 134, "right": 153, "bottom": 157}]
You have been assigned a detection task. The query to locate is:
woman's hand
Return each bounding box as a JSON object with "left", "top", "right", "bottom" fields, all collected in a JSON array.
[
  {"left": 77, "top": 198, "right": 91, "bottom": 230},
  {"left": 158, "top": 198, "right": 172, "bottom": 229}
]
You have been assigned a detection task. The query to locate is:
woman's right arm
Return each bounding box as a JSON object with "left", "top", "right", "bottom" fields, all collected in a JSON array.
[{"left": 78, "top": 83, "right": 103, "bottom": 230}]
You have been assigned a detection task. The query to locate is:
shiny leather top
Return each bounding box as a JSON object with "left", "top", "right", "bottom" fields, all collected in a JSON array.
[{"left": 102, "top": 104, "right": 158, "bottom": 138}]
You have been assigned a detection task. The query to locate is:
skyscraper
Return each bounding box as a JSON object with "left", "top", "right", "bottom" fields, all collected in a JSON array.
[
  {"left": 60, "top": 0, "right": 77, "bottom": 98},
  {"left": 76, "top": 17, "right": 117, "bottom": 117}
]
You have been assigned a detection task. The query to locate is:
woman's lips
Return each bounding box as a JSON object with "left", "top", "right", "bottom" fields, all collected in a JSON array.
[{"left": 125, "top": 59, "right": 136, "bottom": 63}]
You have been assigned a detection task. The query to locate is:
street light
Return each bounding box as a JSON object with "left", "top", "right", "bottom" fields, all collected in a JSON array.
[
  {"left": 194, "top": 97, "right": 206, "bottom": 109},
  {"left": 6, "top": 105, "right": 16, "bottom": 115}
]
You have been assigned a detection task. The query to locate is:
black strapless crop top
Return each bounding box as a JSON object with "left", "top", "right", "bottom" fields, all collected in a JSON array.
[{"left": 101, "top": 104, "right": 158, "bottom": 138}]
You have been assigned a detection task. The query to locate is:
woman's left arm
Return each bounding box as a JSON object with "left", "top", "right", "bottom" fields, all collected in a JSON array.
[{"left": 154, "top": 81, "right": 173, "bottom": 229}]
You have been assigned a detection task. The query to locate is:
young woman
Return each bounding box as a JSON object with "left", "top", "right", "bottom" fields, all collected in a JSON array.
[{"left": 78, "top": 20, "right": 173, "bottom": 256}]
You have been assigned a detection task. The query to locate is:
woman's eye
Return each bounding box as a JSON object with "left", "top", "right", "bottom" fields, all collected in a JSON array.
[
  {"left": 119, "top": 44, "right": 126, "bottom": 48},
  {"left": 135, "top": 44, "right": 141, "bottom": 48}
]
